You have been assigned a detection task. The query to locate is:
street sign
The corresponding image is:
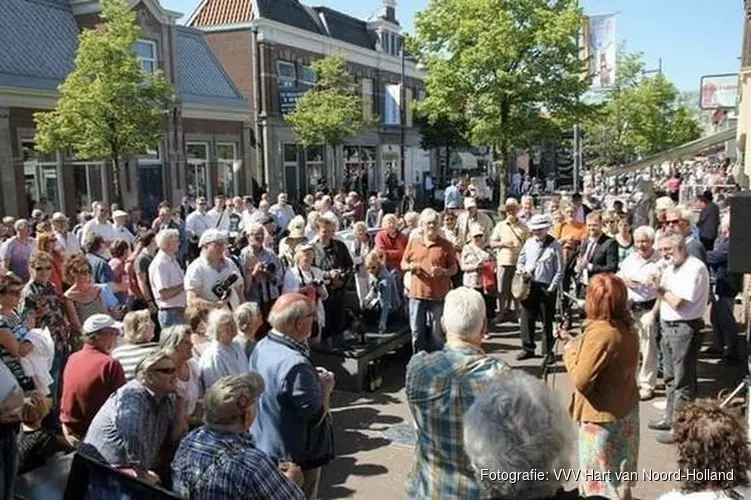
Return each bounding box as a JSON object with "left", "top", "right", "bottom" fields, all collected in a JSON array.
[{"left": 278, "top": 87, "right": 308, "bottom": 114}]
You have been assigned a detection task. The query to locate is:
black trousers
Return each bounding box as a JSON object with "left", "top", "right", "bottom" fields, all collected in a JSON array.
[
  {"left": 323, "top": 290, "right": 346, "bottom": 338},
  {"left": 700, "top": 237, "right": 715, "bottom": 251},
  {"left": 520, "top": 282, "right": 556, "bottom": 356}
]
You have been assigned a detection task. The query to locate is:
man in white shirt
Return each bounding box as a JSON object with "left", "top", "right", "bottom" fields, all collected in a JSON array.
[
  {"left": 648, "top": 232, "right": 710, "bottom": 444},
  {"left": 207, "top": 195, "right": 230, "bottom": 232},
  {"left": 148, "top": 229, "right": 186, "bottom": 328},
  {"left": 111, "top": 210, "right": 135, "bottom": 247},
  {"left": 185, "top": 197, "right": 212, "bottom": 260},
  {"left": 270, "top": 193, "right": 295, "bottom": 232},
  {"left": 318, "top": 196, "right": 340, "bottom": 232},
  {"left": 80, "top": 202, "right": 117, "bottom": 245},
  {"left": 184, "top": 229, "right": 244, "bottom": 309},
  {"left": 51, "top": 212, "right": 80, "bottom": 256},
  {"left": 250, "top": 199, "right": 276, "bottom": 227},
  {"left": 617, "top": 225, "right": 662, "bottom": 401}
]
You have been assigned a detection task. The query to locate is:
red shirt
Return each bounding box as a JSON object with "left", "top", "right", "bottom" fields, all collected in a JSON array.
[
  {"left": 375, "top": 230, "right": 408, "bottom": 270},
  {"left": 60, "top": 344, "right": 126, "bottom": 438}
]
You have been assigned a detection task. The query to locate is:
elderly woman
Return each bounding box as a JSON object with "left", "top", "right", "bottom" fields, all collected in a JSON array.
[
  {"left": 374, "top": 214, "right": 408, "bottom": 272},
  {"left": 160, "top": 325, "right": 202, "bottom": 425},
  {"left": 278, "top": 215, "right": 308, "bottom": 270},
  {"left": 658, "top": 400, "right": 751, "bottom": 499},
  {"left": 282, "top": 244, "right": 328, "bottom": 339},
  {"left": 360, "top": 252, "right": 400, "bottom": 333},
  {"left": 198, "top": 308, "right": 247, "bottom": 391},
  {"left": 349, "top": 221, "right": 373, "bottom": 305},
  {"left": 365, "top": 196, "right": 383, "bottom": 230},
  {"left": 304, "top": 211, "right": 319, "bottom": 242},
  {"left": 186, "top": 302, "right": 211, "bottom": 358},
  {"left": 63, "top": 254, "right": 108, "bottom": 336},
  {"left": 460, "top": 224, "right": 495, "bottom": 322},
  {"left": 518, "top": 195, "right": 535, "bottom": 223},
  {"left": 559, "top": 273, "right": 640, "bottom": 498},
  {"left": 172, "top": 373, "right": 304, "bottom": 499},
  {"left": 0, "top": 272, "right": 36, "bottom": 392},
  {"left": 111, "top": 310, "right": 159, "bottom": 382},
  {"left": 0, "top": 219, "right": 34, "bottom": 282},
  {"left": 233, "top": 302, "right": 264, "bottom": 359},
  {"left": 464, "top": 371, "right": 585, "bottom": 499}
]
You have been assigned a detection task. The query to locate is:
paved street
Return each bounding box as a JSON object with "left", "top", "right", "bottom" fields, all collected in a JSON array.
[{"left": 319, "top": 321, "right": 747, "bottom": 499}]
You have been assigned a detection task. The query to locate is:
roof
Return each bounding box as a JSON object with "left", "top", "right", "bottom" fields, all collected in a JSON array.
[
  {"left": 314, "top": 7, "right": 378, "bottom": 50},
  {"left": 188, "top": 0, "right": 252, "bottom": 27},
  {"left": 0, "top": 0, "right": 78, "bottom": 91},
  {"left": 175, "top": 27, "right": 250, "bottom": 109},
  {"left": 256, "top": 0, "right": 325, "bottom": 34}
]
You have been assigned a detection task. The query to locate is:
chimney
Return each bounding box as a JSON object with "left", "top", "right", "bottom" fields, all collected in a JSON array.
[{"left": 380, "top": 0, "right": 396, "bottom": 24}]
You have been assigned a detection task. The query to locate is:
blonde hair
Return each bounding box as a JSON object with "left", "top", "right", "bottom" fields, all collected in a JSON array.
[
  {"left": 22, "top": 393, "right": 52, "bottom": 425},
  {"left": 122, "top": 310, "right": 154, "bottom": 344},
  {"left": 206, "top": 308, "right": 237, "bottom": 342},
  {"left": 204, "top": 373, "right": 265, "bottom": 426}
]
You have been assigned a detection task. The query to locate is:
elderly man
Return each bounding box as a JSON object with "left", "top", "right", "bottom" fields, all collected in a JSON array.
[
  {"left": 111, "top": 210, "right": 134, "bottom": 246},
  {"left": 149, "top": 229, "right": 187, "bottom": 328},
  {"left": 665, "top": 206, "right": 706, "bottom": 264},
  {"left": 250, "top": 294, "right": 335, "bottom": 499},
  {"left": 185, "top": 197, "right": 213, "bottom": 260},
  {"left": 51, "top": 212, "right": 80, "bottom": 256},
  {"left": 80, "top": 202, "right": 116, "bottom": 245},
  {"left": 271, "top": 193, "right": 296, "bottom": 232},
  {"left": 318, "top": 196, "right": 340, "bottom": 232},
  {"left": 648, "top": 233, "right": 710, "bottom": 444},
  {"left": 60, "top": 314, "right": 126, "bottom": 447},
  {"left": 617, "top": 225, "right": 663, "bottom": 401},
  {"left": 172, "top": 373, "right": 304, "bottom": 499},
  {"left": 207, "top": 194, "right": 230, "bottom": 232},
  {"left": 401, "top": 208, "right": 458, "bottom": 353},
  {"left": 241, "top": 222, "right": 283, "bottom": 326},
  {"left": 82, "top": 351, "right": 188, "bottom": 485},
  {"left": 184, "top": 229, "right": 244, "bottom": 309},
  {"left": 489, "top": 198, "right": 529, "bottom": 322},
  {"left": 516, "top": 214, "right": 563, "bottom": 364},
  {"left": 456, "top": 198, "right": 493, "bottom": 245},
  {"left": 575, "top": 212, "right": 619, "bottom": 284},
  {"left": 229, "top": 196, "right": 245, "bottom": 234},
  {"left": 250, "top": 199, "right": 276, "bottom": 226},
  {"left": 406, "top": 287, "right": 509, "bottom": 499},
  {"left": 312, "top": 217, "right": 353, "bottom": 338},
  {"left": 464, "top": 372, "right": 579, "bottom": 499}
]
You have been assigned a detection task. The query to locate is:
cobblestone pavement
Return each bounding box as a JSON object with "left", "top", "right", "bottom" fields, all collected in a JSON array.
[{"left": 319, "top": 321, "right": 748, "bottom": 499}]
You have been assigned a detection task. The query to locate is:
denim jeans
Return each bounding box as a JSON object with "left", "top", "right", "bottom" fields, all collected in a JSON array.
[
  {"left": 158, "top": 308, "right": 185, "bottom": 329},
  {"left": 710, "top": 295, "right": 739, "bottom": 357},
  {"left": 660, "top": 319, "right": 703, "bottom": 423},
  {"left": 409, "top": 298, "right": 445, "bottom": 354}
]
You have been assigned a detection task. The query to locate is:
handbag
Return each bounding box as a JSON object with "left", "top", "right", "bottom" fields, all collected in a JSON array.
[
  {"left": 481, "top": 260, "right": 497, "bottom": 294},
  {"left": 512, "top": 236, "right": 551, "bottom": 301}
]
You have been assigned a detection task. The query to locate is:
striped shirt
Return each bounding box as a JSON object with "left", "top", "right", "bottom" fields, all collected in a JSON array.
[{"left": 111, "top": 343, "right": 160, "bottom": 382}]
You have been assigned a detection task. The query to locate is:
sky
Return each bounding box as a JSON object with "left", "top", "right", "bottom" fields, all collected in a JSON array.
[{"left": 162, "top": 0, "right": 743, "bottom": 92}]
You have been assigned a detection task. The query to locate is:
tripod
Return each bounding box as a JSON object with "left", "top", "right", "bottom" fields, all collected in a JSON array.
[
  {"left": 541, "top": 288, "right": 584, "bottom": 386},
  {"left": 719, "top": 356, "right": 751, "bottom": 442}
]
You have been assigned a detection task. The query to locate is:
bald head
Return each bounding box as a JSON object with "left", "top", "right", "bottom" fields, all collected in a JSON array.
[{"left": 268, "top": 293, "right": 314, "bottom": 338}]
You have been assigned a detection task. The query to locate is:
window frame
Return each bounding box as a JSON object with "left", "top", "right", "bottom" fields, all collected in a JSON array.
[
  {"left": 300, "top": 66, "right": 317, "bottom": 89},
  {"left": 216, "top": 142, "right": 239, "bottom": 197},
  {"left": 277, "top": 60, "right": 297, "bottom": 88},
  {"left": 135, "top": 39, "right": 157, "bottom": 73}
]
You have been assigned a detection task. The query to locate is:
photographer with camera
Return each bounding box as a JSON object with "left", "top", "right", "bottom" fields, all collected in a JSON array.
[
  {"left": 283, "top": 245, "right": 328, "bottom": 339},
  {"left": 312, "top": 218, "right": 353, "bottom": 339},
  {"left": 240, "top": 223, "right": 283, "bottom": 335},
  {"left": 184, "top": 229, "right": 244, "bottom": 310}
]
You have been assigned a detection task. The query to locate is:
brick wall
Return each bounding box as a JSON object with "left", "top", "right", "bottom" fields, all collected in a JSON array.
[{"left": 204, "top": 31, "right": 254, "bottom": 101}]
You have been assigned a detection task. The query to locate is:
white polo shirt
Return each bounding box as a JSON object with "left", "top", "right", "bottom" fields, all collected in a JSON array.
[
  {"left": 184, "top": 255, "right": 242, "bottom": 303},
  {"left": 148, "top": 250, "right": 187, "bottom": 309},
  {"left": 80, "top": 219, "right": 117, "bottom": 244},
  {"left": 659, "top": 256, "right": 710, "bottom": 322},
  {"left": 617, "top": 251, "right": 662, "bottom": 303},
  {"left": 185, "top": 211, "right": 213, "bottom": 239}
]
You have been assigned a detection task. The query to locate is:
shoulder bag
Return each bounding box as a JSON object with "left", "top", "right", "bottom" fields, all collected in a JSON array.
[{"left": 511, "top": 236, "right": 551, "bottom": 301}]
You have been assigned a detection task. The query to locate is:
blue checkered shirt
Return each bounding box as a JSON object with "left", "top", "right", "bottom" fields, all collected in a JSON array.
[
  {"left": 406, "top": 342, "right": 509, "bottom": 499},
  {"left": 172, "top": 427, "right": 304, "bottom": 500}
]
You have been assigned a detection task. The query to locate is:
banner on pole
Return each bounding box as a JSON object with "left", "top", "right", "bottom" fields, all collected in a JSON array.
[
  {"left": 586, "top": 14, "right": 617, "bottom": 89},
  {"left": 700, "top": 74, "right": 738, "bottom": 110}
]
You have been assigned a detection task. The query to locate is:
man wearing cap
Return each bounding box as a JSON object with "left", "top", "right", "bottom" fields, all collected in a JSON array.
[
  {"left": 60, "top": 314, "right": 126, "bottom": 447},
  {"left": 51, "top": 212, "right": 80, "bottom": 256},
  {"left": 184, "top": 229, "right": 244, "bottom": 309},
  {"left": 82, "top": 351, "right": 188, "bottom": 486},
  {"left": 186, "top": 197, "right": 213, "bottom": 261},
  {"left": 490, "top": 198, "right": 529, "bottom": 321},
  {"left": 80, "top": 202, "right": 117, "bottom": 246},
  {"left": 111, "top": 210, "right": 134, "bottom": 246},
  {"left": 172, "top": 373, "right": 305, "bottom": 499},
  {"left": 456, "top": 197, "right": 493, "bottom": 246},
  {"left": 271, "top": 193, "right": 296, "bottom": 233}
]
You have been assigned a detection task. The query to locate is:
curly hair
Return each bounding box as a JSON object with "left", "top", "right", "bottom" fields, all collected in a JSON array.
[
  {"left": 63, "top": 254, "right": 92, "bottom": 284},
  {"left": 673, "top": 399, "right": 750, "bottom": 497}
]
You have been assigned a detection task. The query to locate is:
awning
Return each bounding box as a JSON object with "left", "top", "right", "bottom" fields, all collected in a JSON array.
[
  {"left": 450, "top": 152, "right": 478, "bottom": 170},
  {"left": 607, "top": 126, "right": 737, "bottom": 177}
]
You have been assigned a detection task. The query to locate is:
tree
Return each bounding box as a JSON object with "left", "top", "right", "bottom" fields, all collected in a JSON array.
[
  {"left": 415, "top": 114, "right": 469, "bottom": 180},
  {"left": 34, "top": 0, "right": 173, "bottom": 206},
  {"left": 583, "top": 52, "right": 702, "bottom": 169},
  {"left": 409, "top": 0, "right": 589, "bottom": 204},
  {"left": 285, "top": 55, "right": 365, "bottom": 183}
]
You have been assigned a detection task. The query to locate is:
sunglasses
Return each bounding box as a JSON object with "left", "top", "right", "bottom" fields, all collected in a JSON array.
[
  {"left": 152, "top": 367, "right": 176, "bottom": 375},
  {"left": 35, "top": 266, "right": 52, "bottom": 271},
  {"left": 665, "top": 219, "right": 681, "bottom": 225}
]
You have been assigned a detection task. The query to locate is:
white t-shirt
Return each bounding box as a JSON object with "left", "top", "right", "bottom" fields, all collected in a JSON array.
[
  {"left": 659, "top": 256, "right": 710, "bottom": 322},
  {"left": 184, "top": 255, "right": 242, "bottom": 303},
  {"left": 185, "top": 211, "right": 213, "bottom": 239},
  {"left": 80, "top": 219, "right": 117, "bottom": 244},
  {"left": 617, "top": 251, "right": 662, "bottom": 303},
  {"left": 149, "top": 250, "right": 187, "bottom": 309}
]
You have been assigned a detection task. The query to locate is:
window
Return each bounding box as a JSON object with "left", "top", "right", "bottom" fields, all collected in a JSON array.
[
  {"left": 186, "top": 143, "right": 209, "bottom": 198},
  {"left": 343, "top": 145, "right": 375, "bottom": 196},
  {"left": 300, "top": 66, "right": 317, "bottom": 89},
  {"left": 361, "top": 78, "right": 374, "bottom": 120},
  {"left": 135, "top": 39, "right": 157, "bottom": 73},
  {"left": 22, "top": 140, "right": 60, "bottom": 212},
  {"left": 283, "top": 144, "right": 300, "bottom": 200},
  {"left": 405, "top": 87, "right": 413, "bottom": 128},
  {"left": 277, "top": 60, "right": 297, "bottom": 88},
  {"left": 216, "top": 143, "right": 238, "bottom": 197},
  {"left": 305, "top": 146, "right": 325, "bottom": 192},
  {"left": 383, "top": 84, "right": 401, "bottom": 125},
  {"left": 72, "top": 164, "right": 104, "bottom": 213}
]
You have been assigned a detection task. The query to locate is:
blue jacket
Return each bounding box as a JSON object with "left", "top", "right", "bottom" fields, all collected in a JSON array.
[
  {"left": 707, "top": 236, "right": 742, "bottom": 297},
  {"left": 249, "top": 333, "right": 334, "bottom": 470}
]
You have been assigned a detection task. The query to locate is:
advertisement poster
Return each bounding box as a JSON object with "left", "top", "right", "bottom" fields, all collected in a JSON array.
[
  {"left": 587, "top": 14, "right": 617, "bottom": 89},
  {"left": 700, "top": 74, "right": 738, "bottom": 109}
]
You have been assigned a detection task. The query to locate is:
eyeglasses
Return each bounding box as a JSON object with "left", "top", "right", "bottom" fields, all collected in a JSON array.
[
  {"left": 152, "top": 367, "right": 177, "bottom": 375},
  {"left": 34, "top": 266, "right": 52, "bottom": 271}
]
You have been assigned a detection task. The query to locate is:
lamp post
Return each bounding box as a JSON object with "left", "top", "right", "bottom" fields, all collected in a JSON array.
[{"left": 400, "top": 40, "right": 406, "bottom": 184}]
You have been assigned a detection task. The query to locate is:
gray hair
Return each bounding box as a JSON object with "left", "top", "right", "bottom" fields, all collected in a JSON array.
[
  {"left": 155, "top": 228, "right": 179, "bottom": 250},
  {"left": 442, "top": 287, "right": 486, "bottom": 340},
  {"left": 234, "top": 302, "right": 262, "bottom": 333},
  {"left": 122, "top": 310, "right": 154, "bottom": 344},
  {"left": 268, "top": 295, "right": 312, "bottom": 335},
  {"left": 657, "top": 232, "right": 686, "bottom": 251},
  {"left": 244, "top": 221, "right": 263, "bottom": 236},
  {"left": 204, "top": 372, "right": 265, "bottom": 426},
  {"left": 135, "top": 351, "right": 173, "bottom": 382},
  {"left": 205, "top": 308, "right": 237, "bottom": 342},
  {"left": 417, "top": 208, "right": 439, "bottom": 227},
  {"left": 14, "top": 219, "right": 28, "bottom": 231},
  {"left": 159, "top": 325, "right": 192, "bottom": 356},
  {"left": 632, "top": 225, "right": 656, "bottom": 242},
  {"left": 464, "top": 372, "right": 574, "bottom": 499}
]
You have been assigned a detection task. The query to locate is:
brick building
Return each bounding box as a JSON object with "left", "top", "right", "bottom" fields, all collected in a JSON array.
[
  {"left": 0, "top": 0, "right": 252, "bottom": 218},
  {"left": 188, "top": 0, "right": 429, "bottom": 201}
]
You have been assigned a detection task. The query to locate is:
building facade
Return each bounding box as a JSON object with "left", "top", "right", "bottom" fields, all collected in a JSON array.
[
  {"left": 737, "top": 0, "right": 751, "bottom": 185},
  {"left": 188, "top": 0, "right": 429, "bottom": 201},
  {"left": 0, "top": 0, "right": 253, "bottom": 218}
]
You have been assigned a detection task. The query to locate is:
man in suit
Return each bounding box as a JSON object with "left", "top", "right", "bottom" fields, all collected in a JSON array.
[
  {"left": 575, "top": 212, "right": 619, "bottom": 286},
  {"left": 696, "top": 191, "right": 720, "bottom": 251}
]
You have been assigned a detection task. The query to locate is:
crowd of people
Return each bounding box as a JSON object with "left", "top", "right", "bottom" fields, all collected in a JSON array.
[{"left": 0, "top": 166, "right": 747, "bottom": 499}]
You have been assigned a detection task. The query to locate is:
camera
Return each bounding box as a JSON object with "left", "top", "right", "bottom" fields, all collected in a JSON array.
[
  {"left": 212, "top": 273, "right": 239, "bottom": 300},
  {"left": 312, "top": 279, "right": 325, "bottom": 288},
  {"left": 264, "top": 262, "right": 277, "bottom": 274}
]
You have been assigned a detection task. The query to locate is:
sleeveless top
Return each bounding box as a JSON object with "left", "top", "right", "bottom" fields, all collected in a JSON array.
[
  {"left": 68, "top": 288, "right": 107, "bottom": 326},
  {"left": 0, "top": 314, "right": 36, "bottom": 391}
]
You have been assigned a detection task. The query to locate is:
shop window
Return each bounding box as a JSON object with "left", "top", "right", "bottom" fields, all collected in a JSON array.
[
  {"left": 216, "top": 143, "right": 238, "bottom": 197},
  {"left": 186, "top": 143, "right": 209, "bottom": 199}
]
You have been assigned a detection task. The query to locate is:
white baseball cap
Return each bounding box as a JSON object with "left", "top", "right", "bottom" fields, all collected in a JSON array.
[
  {"left": 199, "top": 228, "right": 228, "bottom": 248},
  {"left": 112, "top": 210, "right": 128, "bottom": 219},
  {"left": 82, "top": 314, "right": 123, "bottom": 336}
]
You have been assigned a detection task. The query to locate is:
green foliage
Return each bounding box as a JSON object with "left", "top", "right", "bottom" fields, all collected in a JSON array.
[
  {"left": 583, "top": 52, "right": 702, "bottom": 168},
  {"left": 285, "top": 55, "right": 365, "bottom": 148},
  {"left": 409, "top": 0, "right": 590, "bottom": 202},
  {"left": 415, "top": 114, "right": 469, "bottom": 151},
  {"left": 34, "top": 0, "right": 173, "bottom": 204}
]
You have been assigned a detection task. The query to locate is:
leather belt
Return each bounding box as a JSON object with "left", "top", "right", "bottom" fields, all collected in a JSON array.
[{"left": 630, "top": 299, "right": 656, "bottom": 313}]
